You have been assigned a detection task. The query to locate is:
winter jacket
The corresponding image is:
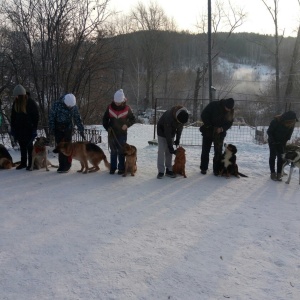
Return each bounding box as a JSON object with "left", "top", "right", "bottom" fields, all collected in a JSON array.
[
  {"left": 102, "top": 101, "right": 135, "bottom": 137},
  {"left": 157, "top": 106, "right": 184, "bottom": 152},
  {"left": 49, "top": 96, "right": 84, "bottom": 135},
  {"left": 267, "top": 116, "right": 295, "bottom": 145},
  {"left": 200, "top": 99, "right": 234, "bottom": 138},
  {"left": 11, "top": 97, "right": 39, "bottom": 142}
]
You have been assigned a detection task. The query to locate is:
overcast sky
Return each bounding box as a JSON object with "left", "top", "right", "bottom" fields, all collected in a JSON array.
[{"left": 109, "top": 0, "right": 300, "bottom": 37}]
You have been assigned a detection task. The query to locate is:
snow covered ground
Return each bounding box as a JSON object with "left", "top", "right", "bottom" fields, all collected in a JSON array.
[{"left": 1, "top": 124, "right": 299, "bottom": 300}]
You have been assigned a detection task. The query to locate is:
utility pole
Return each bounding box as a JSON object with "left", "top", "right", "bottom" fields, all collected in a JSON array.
[{"left": 208, "top": 0, "right": 213, "bottom": 102}]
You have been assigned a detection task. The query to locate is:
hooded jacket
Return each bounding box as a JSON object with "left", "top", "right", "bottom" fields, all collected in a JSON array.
[
  {"left": 49, "top": 95, "right": 84, "bottom": 134},
  {"left": 157, "top": 106, "right": 185, "bottom": 152},
  {"left": 267, "top": 112, "right": 296, "bottom": 145},
  {"left": 201, "top": 99, "right": 234, "bottom": 138}
]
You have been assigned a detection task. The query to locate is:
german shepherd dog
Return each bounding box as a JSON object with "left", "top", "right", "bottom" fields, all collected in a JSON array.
[
  {"left": 123, "top": 143, "right": 137, "bottom": 177},
  {"left": 53, "top": 141, "right": 110, "bottom": 173},
  {"left": 0, "top": 144, "right": 15, "bottom": 169},
  {"left": 282, "top": 145, "right": 300, "bottom": 185},
  {"left": 217, "top": 143, "right": 248, "bottom": 178},
  {"left": 30, "top": 137, "right": 58, "bottom": 171},
  {"left": 172, "top": 146, "right": 187, "bottom": 178}
]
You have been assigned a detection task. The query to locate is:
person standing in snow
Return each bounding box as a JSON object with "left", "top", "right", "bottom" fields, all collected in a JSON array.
[
  {"left": 49, "top": 93, "right": 85, "bottom": 173},
  {"left": 102, "top": 89, "right": 135, "bottom": 175},
  {"left": 199, "top": 98, "right": 235, "bottom": 176},
  {"left": 156, "top": 106, "right": 189, "bottom": 179},
  {"left": 267, "top": 110, "right": 298, "bottom": 181},
  {"left": 11, "top": 84, "right": 39, "bottom": 170}
]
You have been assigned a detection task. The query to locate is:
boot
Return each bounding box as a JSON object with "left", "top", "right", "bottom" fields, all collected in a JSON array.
[
  {"left": 276, "top": 173, "right": 282, "bottom": 181},
  {"left": 270, "top": 172, "right": 277, "bottom": 181}
]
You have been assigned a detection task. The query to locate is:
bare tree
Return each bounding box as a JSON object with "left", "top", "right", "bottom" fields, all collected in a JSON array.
[
  {"left": 129, "top": 1, "right": 176, "bottom": 109},
  {"left": 0, "top": 0, "right": 117, "bottom": 127},
  {"left": 261, "top": 0, "right": 282, "bottom": 111}
]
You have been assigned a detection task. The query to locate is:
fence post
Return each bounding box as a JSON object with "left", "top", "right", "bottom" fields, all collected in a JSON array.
[{"left": 153, "top": 98, "right": 158, "bottom": 140}]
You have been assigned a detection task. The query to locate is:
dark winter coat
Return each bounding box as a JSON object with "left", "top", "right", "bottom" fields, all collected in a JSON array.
[
  {"left": 48, "top": 96, "right": 84, "bottom": 135},
  {"left": 267, "top": 116, "right": 295, "bottom": 145},
  {"left": 200, "top": 99, "right": 234, "bottom": 139},
  {"left": 11, "top": 97, "right": 39, "bottom": 142},
  {"left": 102, "top": 101, "right": 135, "bottom": 137},
  {"left": 157, "top": 106, "right": 184, "bottom": 152}
]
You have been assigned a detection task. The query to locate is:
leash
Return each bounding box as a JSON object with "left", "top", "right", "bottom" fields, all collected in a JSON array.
[{"left": 107, "top": 128, "right": 123, "bottom": 153}]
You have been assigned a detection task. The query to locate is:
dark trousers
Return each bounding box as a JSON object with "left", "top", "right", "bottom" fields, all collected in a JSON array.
[
  {"left": 109, "top": 134, "right": 127, "bottom": 171},
  {"left": 55, "top": 129, "right": 72, "bottom": 170},
  {"left": 18, "top": 139, "right": 33, "bottom": 167},
  {"left": 268, "top": 142, "right": 284, "bottom": 174},
  {"left": 200, "top": 134, "right": 224, "bottom": 173}
]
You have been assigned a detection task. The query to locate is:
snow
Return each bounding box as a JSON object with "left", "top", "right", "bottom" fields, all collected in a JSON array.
[{"left": 1, "top": 124, "right": 300, "bottom": 300}]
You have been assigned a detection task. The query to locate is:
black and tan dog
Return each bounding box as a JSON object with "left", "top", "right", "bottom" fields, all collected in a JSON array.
[
  {"left": 172, "top": 146, "right": 187, "bottom": 178},
  {"left": 0, "top": 144, "right": 16, "bottom": 169},
  {"left": 123, "top": 143, "right": 137, "bottom": 177},
  {"left": 282, "top": 146, "right": 300, "bottom": 185},
  {"left": 53, "top": 141, "right": 110, "bottom": 173},
  {"left": 217, "top": 143, "right": 248, "bottom": 178},
  {"left": 30, "top": 137, "right": 58, "bottom": 171}
]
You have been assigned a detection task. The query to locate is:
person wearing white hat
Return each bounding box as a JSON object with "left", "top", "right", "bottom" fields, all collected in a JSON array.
[
  {"left": 11, "top": 84, "right": 39, "bottom": 170},
  {"left": 49, "top": 93, "right": 85, "bottom": 173},
  {"left": 102, "top": 89, "right": 135, "bottom": 174}
]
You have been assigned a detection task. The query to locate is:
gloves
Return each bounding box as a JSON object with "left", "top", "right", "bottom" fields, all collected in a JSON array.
[
  {"left": 169, "top": 147, "right": 177, "bottom": 155},
  {"left": 80, "top": 132, "right": 86, "bottom": 141},
  {"left": 174, "top": 139, "right": 180, "bottom": 146}
]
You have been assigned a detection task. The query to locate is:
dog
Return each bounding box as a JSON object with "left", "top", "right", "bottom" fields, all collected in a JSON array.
[
  {"left": 0, "top": 144, "right": 15, "bottom": 169},
  {"left": 122, "top": 143, "right": 137, "bottom": 177},
  {"left": 217, "top": 143, "right": 248, "bottom": 178},
  {"left": 30, "top": 137, "right": 58, "bottom": 171},
  {"left": 281, "top": 144, "right": 300, "bottom": 177},
  {"left": 53, "top": 141, "right": 110, "bottom": 173},
  {"left": 282, "top": 148, "right": 300, "bottom": 185},
  {"left": 172, "top": 146, "right": 187, "bottom": 178}
]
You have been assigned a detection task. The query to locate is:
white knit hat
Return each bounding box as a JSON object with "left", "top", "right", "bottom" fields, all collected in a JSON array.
[
  {"left": 63, "top": 93, "right": 76, "bottom": 107},
  {"left": 114, "top": 89, "right": 125, "bottom": 103},
  {"left": 13, "top": 84, "right": 26, "bottom": 96}
]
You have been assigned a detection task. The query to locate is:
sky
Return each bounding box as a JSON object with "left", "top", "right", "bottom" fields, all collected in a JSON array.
[
  {"left": 1, "top": 124, "right": 300, "bottom": 299},
  {"left": 109, "top": 0, "right": 300, "bottom": 37}
]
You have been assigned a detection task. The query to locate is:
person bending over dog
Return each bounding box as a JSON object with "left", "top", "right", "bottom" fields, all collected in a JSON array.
[
  {"left": 267, "top": 110, "right": 298, "bottom": 181},
  {"left": 156, "top": 106, "right": 189, "bottom": 179},
  {"left": 102, "top": 89, "right": 135, "bottom": 175},
  {"left": 11, "top": 85, "right": 39, "bottom": 170},
  {"left": 49, "top": 93, "right": 85, "bottom": 173},
  {"left": 199, "top": 98, "right": 234, "bottom": 176}
]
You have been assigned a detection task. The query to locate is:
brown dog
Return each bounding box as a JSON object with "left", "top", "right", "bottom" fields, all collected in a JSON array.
[
  {"left": 172, "top": 146, "right": 187, "bottom": 178},
  {"left": 30, "top": 137, "right": 58, "bottom": 171},
  {"left": 53, "top": 141, "right": 110, "bottom": 173},
  {"left": 0, "top": 144, "right": 14, "bottom": 169},
  {"left": 123, "top": 143, "right": 137, "bottom": 177}
]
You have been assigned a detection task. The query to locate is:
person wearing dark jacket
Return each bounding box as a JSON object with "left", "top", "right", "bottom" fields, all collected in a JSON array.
[
  {"left": 156, "top": 106, "right": 189, "bottom": 179},
  {"left": 11, "top": 84, "right": 39, "bottom": 170},
  {"left": 267, "top": 110, "right": 298, "bottom": 181},
  {"left": 49, "top": 93, "right": 85, "bottom": 173},
  {"left": 102, "top": 89, "right": 135, "bottom": 175},
  {"left": 200, "top": 98, "right": 234, "bottom": 175}
]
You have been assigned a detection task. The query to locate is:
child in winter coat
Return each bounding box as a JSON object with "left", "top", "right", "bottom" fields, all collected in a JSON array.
[
  {"left": 49, "top": 93, "right": 85, "bottom": 173},
  {"left": 11, "top": 84, "right": 39, "bottom": 170},
  {"left": 267, "top": 110, "right": 298, "bottom": 181},
  {"left": 102, "top": 89, "right": 135, "bottom": 175}
]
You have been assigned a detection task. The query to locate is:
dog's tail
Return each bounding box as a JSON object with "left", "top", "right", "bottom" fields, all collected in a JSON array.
[
  {"left": 103, "top": 156, "right": 111, "bottom": 170},
  {"left": 238, "top": 172, "right": 248, "bottom": 178}
]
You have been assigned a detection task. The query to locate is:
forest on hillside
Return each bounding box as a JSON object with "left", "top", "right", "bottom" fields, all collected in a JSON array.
[{"left": 0, "top": 0, "right": 299, "bottom": 129}]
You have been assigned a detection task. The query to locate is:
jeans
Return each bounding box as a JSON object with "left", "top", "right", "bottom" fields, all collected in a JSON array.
[
  {"left": 109, "top": 134, "right": 127, "bottom": 171},
  {"left": 268, "top": 142, "right": 284, "bottom": 173}
]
